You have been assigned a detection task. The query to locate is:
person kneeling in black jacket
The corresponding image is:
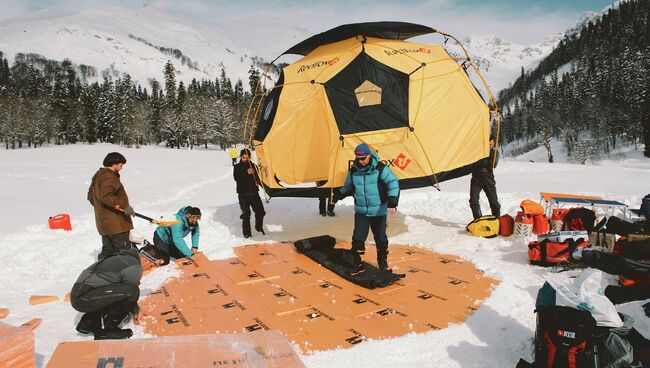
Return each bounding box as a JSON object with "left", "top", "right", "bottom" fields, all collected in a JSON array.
[{"left": 70, "top": 246, "right": 143, "bottom": 340}]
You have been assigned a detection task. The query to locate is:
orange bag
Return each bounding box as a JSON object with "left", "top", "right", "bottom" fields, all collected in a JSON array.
[
  {"left": 499, "top": 214, "right": 514, "bottom": 237},
  {"left": 520, "top": 199, "right": 545, "bottom": 216},
  {"left": 533, "top": 215, "right": 550, "bottom": 235}
]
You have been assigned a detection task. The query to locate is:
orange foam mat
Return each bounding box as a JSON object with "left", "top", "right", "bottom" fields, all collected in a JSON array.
[
  {"left": 28, "top": 295, "right": 58, "bottom": 305},
  {"left": 140, "top": 240, "right": 498, "bottom": 354},
  {"left": 46, "top": 331, "right": 305, "bottom": 368},
  {"left": 0, "top": 321, "right": 36, "bottom": 368}
]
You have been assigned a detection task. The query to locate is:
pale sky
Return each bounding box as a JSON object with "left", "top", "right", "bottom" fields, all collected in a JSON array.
[{"left": 0, "top": 0, "right": 616, "bottom": 43}]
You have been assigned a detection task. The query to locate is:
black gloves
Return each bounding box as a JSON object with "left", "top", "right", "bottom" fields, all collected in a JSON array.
[
  {"left": 387, "top": 196, "right": 399, "bottom": 209},
  {"left": 124, "top": 205, "right": 135, "bottom": 217}
]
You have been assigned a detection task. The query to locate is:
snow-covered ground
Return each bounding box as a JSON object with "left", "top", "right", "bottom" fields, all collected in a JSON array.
[{"left": 0, "top": 144, "right": 648, "bottom": 367}]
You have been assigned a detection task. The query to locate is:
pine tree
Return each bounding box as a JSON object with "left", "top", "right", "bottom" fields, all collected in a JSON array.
[
  {"left": 177, "top": 81, "right": 186, "bottom": 112},
  {"left": 149, "top": 79, "right": 163, "bottom": 143},
  {"left": 219, "top": 69, "right": 233, "bottom": 102},
  {"left": 50, "top": 73, "right": 69, "bottom": 144},
  {"left": 80, "top": 83, "right": 99, "bottom": 143},
  {"left": 96, "top": 77, "right": 116, "bottom": 143},
  {"left": 163, "top": 61, "right": 176, "bottom": 110},
  {"left": 210, "top": 98, "right": 237, "bottom": 149}
]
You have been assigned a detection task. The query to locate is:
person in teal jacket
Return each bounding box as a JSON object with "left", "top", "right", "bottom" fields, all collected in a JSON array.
[
  {"left": 153, "top": 206, "right": 201, "bottom": 265},
  {"left": 334, "top": 143, "right": 400, "bottom": 273}
]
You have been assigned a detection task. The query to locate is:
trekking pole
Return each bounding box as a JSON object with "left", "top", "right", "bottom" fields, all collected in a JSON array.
[{"left": 116, "top": 207, "right": 180, "bottom": 226}]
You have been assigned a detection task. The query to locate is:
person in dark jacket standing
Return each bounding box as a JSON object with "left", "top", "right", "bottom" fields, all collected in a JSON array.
[
  {"left": 318, "top": 196, "right": 335, "bottom": 217},
  {"left": 70, "top": 246, "right": 143, "bottom": 340},
  {"left": 153, "top": 206, "right": 201, "bottom": 265},
  {"left": 233, "top": 149, "right": 266, "bottom": 238},
  {"left": 469, "top": 136, "right": 500, "bottom": 219},
  {"left": 87, "top": 152, "right": 136, "bottom": 260},
  {"left": 335, "top": 143, "right": 400, "bottom": 273}
]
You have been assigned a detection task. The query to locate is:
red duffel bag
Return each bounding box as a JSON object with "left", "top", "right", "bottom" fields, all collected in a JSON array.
[{"left": 528, "top": 238, "right": 589, "bottom": 266}]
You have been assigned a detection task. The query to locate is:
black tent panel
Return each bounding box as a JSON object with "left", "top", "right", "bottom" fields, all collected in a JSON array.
[
  {"left": 324, "top": 52, "right": 409, "bottom": 135},
  {"left": 282, "top": 22, "right": 436, "bottom": 56},
  {"left": 253, "top": 71, "right": 285, "bottom": 142}
]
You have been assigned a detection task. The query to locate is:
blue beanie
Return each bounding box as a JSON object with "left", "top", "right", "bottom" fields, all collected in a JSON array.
[{"left": 354, "top": 143, "right": 371, "bottom": 157}]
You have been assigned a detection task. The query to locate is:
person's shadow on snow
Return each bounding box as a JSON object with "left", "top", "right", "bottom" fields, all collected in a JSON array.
[
  {"left": 447, "top": 304, "right": 534, "bottom": 367},
  {"left": 212, "top": 197, "right": 409, "bottom": 243}
]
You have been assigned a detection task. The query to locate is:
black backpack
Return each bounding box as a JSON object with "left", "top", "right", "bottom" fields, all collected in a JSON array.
[
  {"left": 563, "top": 208, "right": 596, "bottom": 232},
  {"left": 534, "top": 306, "right": 598, "bottom": 368}
]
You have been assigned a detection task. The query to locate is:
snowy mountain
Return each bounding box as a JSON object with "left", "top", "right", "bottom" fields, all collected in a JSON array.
[
  {"left": 0, "top": 4, "right": 309, "bottom": 86},
  {"left": 453, "top": 33, "right": 563, "bottom": 93},
  {"left": 0, "top": 3, "right": 613, "bottom": 93},
  {"left": 455, "top": 5, "right": 610, "bottom": 93}
]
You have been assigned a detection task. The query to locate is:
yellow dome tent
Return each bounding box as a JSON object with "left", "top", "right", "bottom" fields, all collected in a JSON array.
[{"left": 244, "top": 22, "right": 499, "bottom": 198}]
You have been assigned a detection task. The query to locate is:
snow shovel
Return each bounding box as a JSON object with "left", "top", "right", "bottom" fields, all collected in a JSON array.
[{"left": 117, "top": 206, "right": 180, "bottom": 226}]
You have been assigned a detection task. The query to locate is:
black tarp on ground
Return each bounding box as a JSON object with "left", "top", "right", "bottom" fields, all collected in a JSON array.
[
  {"left": 582, "top": 250, "right": 650, "bottom": 277},
  {"left": 619, "top": 239, "right": 650, "bottom": 260},
  {"left": 605, "top": 284, "right": 650, "bottom": 304},
  {"left": 293, "top": 235, "right": 405, "bottom": 289}
]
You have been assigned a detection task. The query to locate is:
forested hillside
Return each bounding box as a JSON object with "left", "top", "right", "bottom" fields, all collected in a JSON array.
[
  {"left": 0, "top": 52, "right": 264, "bottom": 149},
  {"left": 498, "top": 0, "right": 650, "bottom": 161}
]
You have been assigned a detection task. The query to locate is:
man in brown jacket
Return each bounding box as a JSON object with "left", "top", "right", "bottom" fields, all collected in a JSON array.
[{"left": 87, "top": 152, "right": 136, "bottom": 260}]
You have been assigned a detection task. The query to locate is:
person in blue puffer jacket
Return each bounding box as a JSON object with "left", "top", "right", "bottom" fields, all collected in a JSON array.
[
  {"left": 153, "top": 206, "right": 201, "bottom": 265},
  {"left": 334, "top": 143, "right": 400, "bottom": 273}
]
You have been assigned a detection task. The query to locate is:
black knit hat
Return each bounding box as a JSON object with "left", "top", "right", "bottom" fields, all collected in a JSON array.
[
  {"left": 186, "top": 207, "right": 202, "bottom": 216},
  {"left": 240, "top": 148, "right": 251, "bottom": 157},
  {"left": 103, "top": 152, "right": 127, "bottom": 167}
]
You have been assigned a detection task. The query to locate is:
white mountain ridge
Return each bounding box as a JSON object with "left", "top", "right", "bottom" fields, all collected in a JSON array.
[
  {"left": 0, "top": 3, "right": 614, "bottom": 93},
  {"left": 0, "top": 4, "right": 310, "bottom": 87}
]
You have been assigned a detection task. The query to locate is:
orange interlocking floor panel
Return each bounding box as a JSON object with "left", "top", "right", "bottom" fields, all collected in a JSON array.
[
  {"left": 0, "top": 321, "right": 36, "bottom": 368},
  {"left": 46, "top": 330, "right": 304, "bottom": 368},
  {"left": 139, "top": 241, "right": 498, "bottom": 354}
]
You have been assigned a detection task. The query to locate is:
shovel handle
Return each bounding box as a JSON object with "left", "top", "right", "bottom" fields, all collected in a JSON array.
[
  {"left": 134, "top": 212, "right": 155, "bottom": 223},
  {"left": 116, "top": 206, "right": 159, "bottom": 225}
]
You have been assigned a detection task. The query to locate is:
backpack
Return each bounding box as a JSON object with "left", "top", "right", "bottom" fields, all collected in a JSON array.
[
  {"left": 563, "top": 208, "right": 596, "bottom": 232},
  {"left": 466, "top": 216, "right": 500, "bottom": 238},
  {"left": 534, "top": 306, "right": 598, "bottom": 368}
]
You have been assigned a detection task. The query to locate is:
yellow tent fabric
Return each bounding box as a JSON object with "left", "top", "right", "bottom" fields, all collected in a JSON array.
[{"left": 249, "top": 23, "right": 495, "bottom": 197}]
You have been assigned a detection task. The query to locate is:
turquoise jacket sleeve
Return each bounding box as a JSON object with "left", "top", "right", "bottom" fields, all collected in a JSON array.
[
  {"left": 170, "top": 221, "right": 193, "bottom": 258},
  {"left": 340, "top": 171, "right": 354, "bottom": 195},
  {"left": 191, "top": 226, "right": 200, "bottom": 249},
  {"left": 381, "top": 166, "right": 400, "bottom": 207}
]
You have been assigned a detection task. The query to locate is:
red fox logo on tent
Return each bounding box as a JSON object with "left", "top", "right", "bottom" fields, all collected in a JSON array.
[
  {"left": 328, "top": 57, "right": 340, "bottom": 66},
  {"left": 395, "top": 153, "right": 411, "bottom": 170}
]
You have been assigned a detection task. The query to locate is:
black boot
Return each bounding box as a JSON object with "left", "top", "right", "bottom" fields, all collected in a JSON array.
[
  {"left": 349, "top": 249, "right": 365, "bottom": 276},
  {"left": 242, "top": 218, "right": 252, "bottom": 238},
  {"left": 377, "top": 249, "right": 390, "bottom": 272},
  {"left": 94, "top": 328, "right": 133, "bottom": 340},
  {"left": 94, "top": 308, "right": 133, "bottom": 340},
  {"left": 351, "top": 242, "right": 366, "bottom": 256},
  {"left": 76, "top": 312, "right": 102, "bottom": 334},
  {"left": 255, "top": 216, "right": 265, "bottom": 235}
]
